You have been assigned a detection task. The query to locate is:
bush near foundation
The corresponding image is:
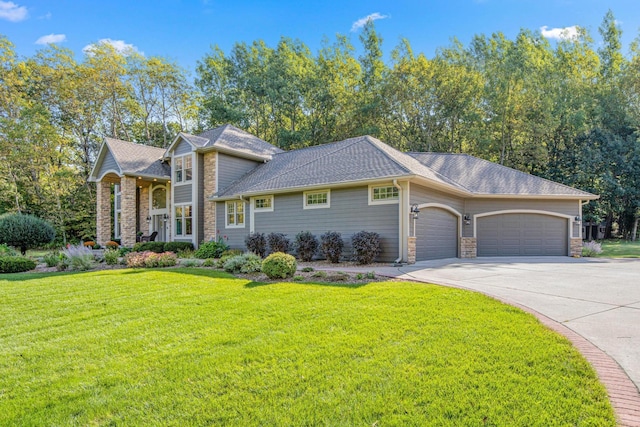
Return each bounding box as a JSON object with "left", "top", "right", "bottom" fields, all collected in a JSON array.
[
  {"left": 320, "top": 231, "right": 343, "bottom": 263},
  {"left": 267, "top": 233, "right": 290, "bottom": 254},
  {"left": 295, "top": 231, "right": 318, "bottom": 262},
  {"left": 245, "top": 233, "right": 267, "bottom": 258},
  {"left": 262, "top": 252, "right": 297, "bottom": 279},
  {"left": 351, "top": 231, "right": 381, "bottom": 264},
  {"left": 0, "top": 256, "right": 36, "bottom": 273}
]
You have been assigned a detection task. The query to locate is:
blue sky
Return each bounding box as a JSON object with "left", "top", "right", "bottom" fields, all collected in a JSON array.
[{"left": 1, "top": 0, "right": 639, "bottom": 74}]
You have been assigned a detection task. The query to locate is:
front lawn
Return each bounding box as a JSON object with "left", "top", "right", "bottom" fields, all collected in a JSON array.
[
  {"left": 0, "top": 269, "right": 614, "bottom": 426},
  {"left": 597, "top": 239, "right": 640, "bottom": 258}
]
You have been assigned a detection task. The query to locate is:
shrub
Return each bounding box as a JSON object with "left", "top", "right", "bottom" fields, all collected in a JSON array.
[
  {"left": 311, "top": 270, "right": 327, "bottom": 279},
  {"left": 320, "top": 231, "right": 343, "bottom": 263},
  {"left": 267, "top": 233, "right": 290, "bottom": 254},
  {"left": 202, "top": 258, "right": 216, "bottom": 267},
  {"left": 301, "top": 266, "right": 314, "bottom": 273},
  {"left": 216, "top": 250, "right": 244, "bottom": 268},
  {"left": 295, "top": 231, "right": 318, "bottom": 262},
  {"left": 351, "top": 231, "right": 381, "bottom": 264},
  {"left": 245, "top": 233, "right": 267, "bottom": 258},
  {"left": 327, "top": 272, "right": 349, "bottom": 282},
  {"left": 262, "top": 252, "right": 297, "bottom": 279},
  {"left": 0, "top": 213, "right": 56, "bottom": 255},
  {"left": 125, "top": 251, "right": 177, "bottom": 268},
  {"left": 104, "top": 249, "right": 119, "bottom": 265},
  {"left": 293, "top": 275, "right": 304, "bottom": 281},
  {"left": 43, "top": 252, "right": 62, "bottom": 267},
  {"left": 164, "top": 242, "right": 194, "bottom": 253},
  {"left": 195, "top": 239, "right": 229, "bottom": 259},
  {"left": 105, "top": 241, "right": 120, "bottom": 249},
  {"left": 366, "top": 271, "right": 376, "bottom": 280},
  {"left": 180, "top": 259, "right": 199, "bottom": 267},
  {"left": 62, "top": 244, "right": 95, "bottom": 271},
  {"left": 133, "top": 242, "right": 165, "bottom": 253},
  {"left": 582, "top": 241, "right": 603, "bottom": 257},
  {"left": 83, "top": 241, "right": 96, "bottom": 248},
  {"left": 0, "top": 256, "right": 36, "bottom": 273},
  {"left": 0, "top": 243, "right": 17, "bottom": 257},
  {"left": 239, "top": 253, "right": 263, "bottom": 273},
  {"left": 118, "top": 247, "right": 132, "bottom": 257}
]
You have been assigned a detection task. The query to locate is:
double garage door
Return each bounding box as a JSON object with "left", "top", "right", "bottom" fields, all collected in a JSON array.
[
  {"left": 477, "top": 213, "right": 568, "bottom": 256},
  {"left": 416, "top": 210, "right": 569, "bottom": 260}
]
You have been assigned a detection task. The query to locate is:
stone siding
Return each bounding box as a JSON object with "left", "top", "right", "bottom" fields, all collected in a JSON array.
[
  {"left": 120, "top": 176, "right": 137, "bottom": 248},
  {"left": 570, "top": 237, "right": 582, "bottom": 257},
  {"left": 203, "top": 152, "right": 217, "bottom": 241},
  {"left": 460, "top": 237, "right": 477, "bottom": 258},
  {"left": 139, "top": 185, "right": 150, "bottom": 236},
  {"left": 407, "top": 236, "right": 416, "bottom": 264},
  {"left": 96, "top": 181, "right": 111, "bottom": 245}
]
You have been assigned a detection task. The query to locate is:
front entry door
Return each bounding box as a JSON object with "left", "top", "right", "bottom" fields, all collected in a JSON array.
[{"left": 152, "top": 214, "right": 167, "bottom": 242}]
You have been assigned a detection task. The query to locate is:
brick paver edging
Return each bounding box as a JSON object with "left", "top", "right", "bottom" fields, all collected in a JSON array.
[{"left": 383, "top": 272, "right": 640, "bottom": 426}]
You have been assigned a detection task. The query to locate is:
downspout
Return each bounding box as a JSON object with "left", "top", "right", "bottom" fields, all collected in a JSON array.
[{"left": 393, "top": 180, "right": 403, "bottom": 264}]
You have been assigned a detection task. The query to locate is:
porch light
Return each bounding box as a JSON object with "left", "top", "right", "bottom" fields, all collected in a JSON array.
[
  {"left": 463, "top": 214, "right": 471, "bottom": 225},
  {"left": 410, "top": 204, "right": 420, "bottom": 220},
  {"left": 574, "top": 216, "right": 582, "bottom": 224},
  {"left": 146, "top": 215, "right": 151, "bottom": 223},
  {"left": 163, "top": 213, "right": 169, "bottom": 223}
]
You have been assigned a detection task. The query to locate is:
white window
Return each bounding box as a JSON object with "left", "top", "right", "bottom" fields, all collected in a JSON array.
[
  {"left": 253, "top": 195, "right": 274, "bottom": 212},
  {"left": 174, "top": 155, "right": 192, "bottom": 183},
  {"left": 369, "top": 185, "right": 399, "bottom": 205},
  {"left": 175, "top": 204, "right": 192, "bottom": 236},
  {"left": 303, "top": 190, "right": 330, "bottom": 209},
  {"left": 114, "top": 184, "right": 121, "bottom": 239},
  {"left": 226, "top": 201, "right": 245, "bottom": 228}
]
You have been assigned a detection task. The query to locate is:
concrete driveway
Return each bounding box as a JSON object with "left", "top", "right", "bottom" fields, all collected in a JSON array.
[{"left": 347, "top": 257, "right": 640, "bottom": 390}]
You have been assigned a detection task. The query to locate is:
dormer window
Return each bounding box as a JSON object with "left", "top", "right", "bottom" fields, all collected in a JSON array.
[{"left": 175, "top": 155, "right": 192, "bottom": 183}]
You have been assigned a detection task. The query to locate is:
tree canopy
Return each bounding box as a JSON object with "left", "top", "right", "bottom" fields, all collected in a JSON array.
[{"left": 1, "top": 10, "right": 640, "bottom": 242}]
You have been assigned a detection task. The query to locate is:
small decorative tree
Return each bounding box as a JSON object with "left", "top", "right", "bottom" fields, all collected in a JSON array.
[{"left": 0, "top": 213, "right": 55, "bottom": 255}]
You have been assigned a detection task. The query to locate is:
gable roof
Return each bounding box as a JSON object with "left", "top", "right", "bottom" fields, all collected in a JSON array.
[
  {"left": 88, "top": 137, "right": 170, "bottom": 181},
  {"left": 408, "top": 152, "right": 596, "bottom": 198},
  {"left": 214, "top": 135, "right": 466, "bottom": 198},
  {"left": 166, "top": 124, "right": 283, "bottom": 160},
  {"left": 214, "top": 136, "right": 597, "bottom": 200}
]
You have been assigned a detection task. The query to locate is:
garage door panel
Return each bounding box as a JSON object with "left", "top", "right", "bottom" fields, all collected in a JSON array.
[
  {"left": 416, "top": 208, "right": 458, "bottom": 260},
  {"left": 477, "top": 213, "right": 567, "bottom": 257}
]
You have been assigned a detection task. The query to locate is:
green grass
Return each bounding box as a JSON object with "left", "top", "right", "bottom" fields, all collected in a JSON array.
[
  {"left": 0, "top": 269, "right": 615, "bottom": 426},
  {"left": 597, "top": 239, "right": 640, "bottom": 258}
]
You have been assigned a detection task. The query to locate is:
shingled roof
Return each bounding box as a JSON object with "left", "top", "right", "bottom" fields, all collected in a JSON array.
[
  {"left": 172, "top": 124, "right": 283, "bottom": 160},
  {"left": 215, "top": 136, "right": 466, "bottom": 198},
  {"left": 408, "top": 152, "right": 595, "bottom": 197},
  {"left": 88, "top": 138, "right": 170, "bottom": 181},
  {"left": 214, "top": 136, "right": 597, "bottom": 200}
]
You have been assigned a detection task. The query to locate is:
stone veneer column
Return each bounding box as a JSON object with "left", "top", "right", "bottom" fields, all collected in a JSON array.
[
  {"left": 120, "top": 176, "right": 138, "bottom": 248},
  {"left": 203, "top": 152, "right": 217, "bottom": 241},
  {"left": 96, "top": 181, "right": 112, "bottom": 246},
  {"left": 407, "top": 236, "right": 416, "bottom": 264},
  {"left": 570, "top": 238, "right": 582, "bottom": 257},
  {"left": 139, "top": 185, "right": 150, "bottom": 236},
  {"left": 460, "top": 237, "right": 477, "bottom": 258}
]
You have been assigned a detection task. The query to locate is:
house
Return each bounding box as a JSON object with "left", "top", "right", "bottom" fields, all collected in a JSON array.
[{"left": 88, "top": 124, "right": 598, "bottom": 262}]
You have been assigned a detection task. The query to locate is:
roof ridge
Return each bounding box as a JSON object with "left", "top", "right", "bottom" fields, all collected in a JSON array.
[
  {"left": 233, "top": 137, "right": 370, "bottom": 194},
  {"left": 364, "top": 136, "right": 414, "bottom": 175}
]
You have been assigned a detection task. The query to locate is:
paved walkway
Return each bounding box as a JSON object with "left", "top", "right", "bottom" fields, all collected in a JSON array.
[{"left": 323, "top": 257, "right": 640, "bottom": 426}]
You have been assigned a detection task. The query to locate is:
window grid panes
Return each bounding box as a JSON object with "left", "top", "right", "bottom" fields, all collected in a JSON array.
[
  {"left": 227, "top": 201, "right": 245, "bottom": 226},
  {"left": 175, "top": 204, "right": 192, "bottom": 236},
  {"left": 254, "top": 197, "right": 272, "bottom": 210},
  {"left": 373, "top": 186, "right": 399, "bottom": 201},
  {"left": 306, "top": 192, "right": 327, "bottom": 206},
  {"left": 175, "top": 155, "right": 192, "bottom": 183}
]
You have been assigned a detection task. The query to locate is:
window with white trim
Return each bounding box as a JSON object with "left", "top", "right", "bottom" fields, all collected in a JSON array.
[
  {"left": 253, "top": 195, "right": 274, "bottom": 212},
  {"left": 174, "top": 155, "right": 192, "bottom": 183},
  {"left": 175, "top": 204, "right": 193, "bottom": 236},
  {"left": 369, "top": 185, "right": 399, "bottom": 205},
  {"left": 114, "top": 184, "right": 121, "bottom": 239},
  {"left": 304, "top": 190, "right": 330, "bottom": 209},
  {"left": 226, "top": 201, "right": 245, "bottom": 227}
]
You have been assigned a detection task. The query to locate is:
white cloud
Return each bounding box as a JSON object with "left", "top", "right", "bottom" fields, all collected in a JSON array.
[
  {"left": 38, "top": 12, "right": 52, "bottom": 20},
  {"left": 351, "top": 12, "right": 388, "bottom": 32},
  {"left": 0, "top": 1, "right": 28, "bottom": 22},
  {"left": 540, "top": 25, "right": 579, "bottom": 40},
  {"left": 35, "top": 33, "right": 66, "bottom": 45},
  {"left": 83, "top": 38, "right": 142, "bottom": 56}
]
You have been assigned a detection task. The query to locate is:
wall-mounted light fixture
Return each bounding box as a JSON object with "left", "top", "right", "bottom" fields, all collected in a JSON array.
[
  {"left": 574, "top": 216, "right": 582, "bottom": 224},
  {"left": 146, "top": 215, "right": 151, "bottom": 223},
  {"left": 410, "top": 204, "right": 420, "bottom": 220},
  {"left": 163, "top": 213, "right": 169, "bottom": 223},
  {"left": 463, "top": 214, "right": 471, "bottom": 225}
]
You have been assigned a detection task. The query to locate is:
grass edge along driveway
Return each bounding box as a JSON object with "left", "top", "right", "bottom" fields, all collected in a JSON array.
[{"left": 0, "top": 268, "right": 615, "bottom": 426}]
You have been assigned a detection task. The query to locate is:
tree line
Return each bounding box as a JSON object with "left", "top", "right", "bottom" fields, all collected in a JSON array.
[{"left": 1, "top": 10, "right": 639, "bottom": 243}]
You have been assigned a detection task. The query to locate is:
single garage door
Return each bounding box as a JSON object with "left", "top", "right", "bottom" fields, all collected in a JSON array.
[
  {"left": 416, "top": 208, "right": 458, "bottom": 260},
  {"left": 477, "top": 213, "right": 568, "bottom": 256}
]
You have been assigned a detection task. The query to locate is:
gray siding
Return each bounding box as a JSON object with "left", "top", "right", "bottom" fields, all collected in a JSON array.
[
  {"left": 173, "top": 140, "right": 192, "bottom": 156},
  {"left": 217, "top": 153, "right": 259, "bottom": 192},
  {"left": 174, "top": 184, "right": 192, "bottom": 204},
  {"left": 216, "top": 200, "right": 250, "bottom": 248},
  {"left": 410, "top": 184, "right": 464, "bottom": 212},
  {"left": 465, "top": 198, "right": 580, "bottom": 238},
  {"left": 220, "top": 186, "right": 399, "bottom": 262},
  {"left": 98, "top": 149, "right": 119, "bottom": 177}
]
